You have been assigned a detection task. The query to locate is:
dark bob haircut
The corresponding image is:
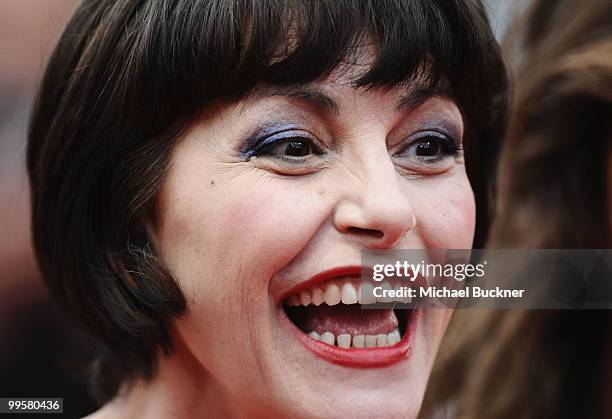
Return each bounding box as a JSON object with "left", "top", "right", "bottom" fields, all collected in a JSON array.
[{"left": 27, "top": 0, "right": 508, "bottom": 402}]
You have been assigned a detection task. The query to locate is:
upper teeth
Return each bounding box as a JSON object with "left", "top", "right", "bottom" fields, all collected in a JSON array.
[{"left": 286, "top": 279, "right": 412, "bottom": 306}]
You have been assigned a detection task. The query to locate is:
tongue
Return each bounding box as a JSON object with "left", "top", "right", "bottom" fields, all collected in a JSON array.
[{"left": 290, "top": 305, "right": 399, "bottom": 336}]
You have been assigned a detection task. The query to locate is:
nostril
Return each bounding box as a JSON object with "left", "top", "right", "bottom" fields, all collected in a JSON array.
[{"left": 347, "top": 226, "right": 384, "bottom": 239}]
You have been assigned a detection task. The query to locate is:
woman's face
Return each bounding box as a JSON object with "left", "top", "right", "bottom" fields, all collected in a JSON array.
[{"left": 153, "top": 65, "right": 475, "bottom": 418}]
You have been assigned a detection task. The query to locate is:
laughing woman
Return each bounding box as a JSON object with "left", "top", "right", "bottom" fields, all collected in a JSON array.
[{"left": 27, "top": 1, "right": 507, "bottom": 418}]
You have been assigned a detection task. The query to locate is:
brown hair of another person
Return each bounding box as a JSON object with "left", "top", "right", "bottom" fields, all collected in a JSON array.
[{"left": 423, "top": 1, "right": 612, "bottom": 418}]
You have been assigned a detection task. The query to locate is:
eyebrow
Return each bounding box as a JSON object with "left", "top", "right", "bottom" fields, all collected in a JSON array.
[
  {"left": 248, "top": 83, "right": 451, "bottom": 117},
  {"left": 395, "top": 85, "right": 452, "bottom": 114},
  {"left": 249, "top": 85, "right": 340, "bottom": 117}
]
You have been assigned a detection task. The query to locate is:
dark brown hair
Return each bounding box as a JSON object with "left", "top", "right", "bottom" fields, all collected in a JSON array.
[
  {"left": 27, "top": 0, "right": 507, "bottom": 403},
  {"left": 425, "top": 1, "right": 612, "bottom": 418}
]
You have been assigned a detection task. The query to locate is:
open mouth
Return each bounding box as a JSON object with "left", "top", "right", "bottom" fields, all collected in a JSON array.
[{"left": 280, "top": 273, "right": 418, "bottom": 367}]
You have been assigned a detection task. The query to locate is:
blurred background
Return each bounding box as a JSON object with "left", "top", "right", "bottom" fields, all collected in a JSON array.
[
  {"left": 0, "top": 1, "right": 95, "bottom": 417},
  {"left": 0, "top": 0, "right": 527, "bottom": 417}
]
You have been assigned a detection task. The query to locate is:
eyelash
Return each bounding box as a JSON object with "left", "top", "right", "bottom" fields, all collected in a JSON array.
[
  {"left": 241, "top": 128, "right": 461, "bottom": 169},
  {"left": 393, "top": 131, "right": 462, "bottom": 162},
  {"left": 242, "top": 129, "right": 324, "bottom": 161}
]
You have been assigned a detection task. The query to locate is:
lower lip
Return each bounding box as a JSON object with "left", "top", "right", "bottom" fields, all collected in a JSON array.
[{"left": 279, "top": 307, "right": 419, "bottom": 368}]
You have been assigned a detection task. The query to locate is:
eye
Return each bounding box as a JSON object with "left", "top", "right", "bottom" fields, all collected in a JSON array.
[
  {"left": 258, "top": 138, "right": 316, "bottom": 158},
  {"left": 394, "top": 131, "right": 461, "bottom": 164},
  {"left": 243, "top": 128, "right": 324, "bottom": 161},
  {"left": 412, "top": 138, "right": 447, "bottom": 159}
]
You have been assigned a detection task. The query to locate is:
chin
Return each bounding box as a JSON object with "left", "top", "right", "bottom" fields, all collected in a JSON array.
[{"left": 244, "top": 268, "right": 448, "bottom": 419}]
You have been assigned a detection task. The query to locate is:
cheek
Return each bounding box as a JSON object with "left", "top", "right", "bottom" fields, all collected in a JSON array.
[
  {"left": 413, "top": 175, "right": 476, "bottom": 249},
  {"left": 156, "top": 171, "right": 336, "bottom": 385},
  {"left": 214, "top": 182, "right": 323, "bottom": 273},
  {"left": 157, "top": 169, "right": 328, "bottom": 302}
]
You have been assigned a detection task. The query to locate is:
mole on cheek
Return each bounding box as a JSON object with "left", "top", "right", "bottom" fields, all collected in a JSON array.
[{"left": 210, "top": 179, "right": 215, "bottom": 186}]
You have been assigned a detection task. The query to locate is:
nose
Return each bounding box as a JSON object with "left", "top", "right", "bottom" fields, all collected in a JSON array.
[{"left": 333, "top": 157, "right": 416, "bottom": 249}]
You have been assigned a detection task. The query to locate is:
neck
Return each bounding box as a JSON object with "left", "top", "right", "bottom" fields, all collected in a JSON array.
[{"left": 91, "top": 332, "right": 243, "bottom": 419}]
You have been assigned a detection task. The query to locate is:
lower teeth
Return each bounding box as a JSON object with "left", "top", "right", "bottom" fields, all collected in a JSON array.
[{"left": 308, "top": 328, "right": 401, "bottom": 348}]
